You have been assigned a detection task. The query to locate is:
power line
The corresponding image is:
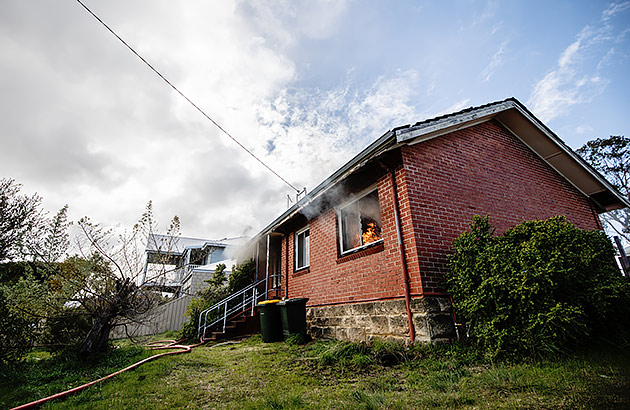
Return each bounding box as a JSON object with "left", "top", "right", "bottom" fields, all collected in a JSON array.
[{"left": 75, "top": 0, "right": 300, "bottom": 193}]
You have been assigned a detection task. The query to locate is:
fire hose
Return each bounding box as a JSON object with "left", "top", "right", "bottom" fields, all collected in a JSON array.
[{"left": 11, "top": 338, "right": 238, "bottom": 410}]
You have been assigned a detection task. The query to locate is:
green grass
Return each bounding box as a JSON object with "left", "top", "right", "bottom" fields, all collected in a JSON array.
[{"left": 2, "top": 335, "right": 629, "bottom": 409}]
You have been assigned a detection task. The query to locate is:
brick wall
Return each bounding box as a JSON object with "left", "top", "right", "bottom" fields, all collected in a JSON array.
[
  {"left": 400, "top": 120, "right": 602, "bottom": 295},
  {"left": 274, "top": 119, "right": 602, "bottom": 342},
  {"left": 280, "top": 173, "right": 408, "bottom": 307}
]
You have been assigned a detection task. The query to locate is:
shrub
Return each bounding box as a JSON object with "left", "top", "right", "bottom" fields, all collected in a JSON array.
[
  {"left": 39, "top": 309, "right": 91, "bottom": 353},
  {"left": 447, "top": 215, "right": 630, "bottom": 360},
  {"left": 0, "top": 287, "right": 34, "bottom": 366},
  {"left": 228, "top": 260, "right": 255, "bottom": 292},
  {"left": 179, "top": 281, "right": 229, "bottom": 342}
]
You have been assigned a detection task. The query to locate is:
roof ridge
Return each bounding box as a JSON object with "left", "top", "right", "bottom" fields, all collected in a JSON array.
[{"left": 410, "top": 97, "right": 518, "bottom": 128}]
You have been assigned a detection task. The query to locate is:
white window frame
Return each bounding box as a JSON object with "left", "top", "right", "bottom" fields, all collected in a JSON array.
[
  {"left": 337, "top": 185, "right": 383, "bottom": 255},
  {"left": 295, "top": 226, "right": 310, "bottom": 270}
]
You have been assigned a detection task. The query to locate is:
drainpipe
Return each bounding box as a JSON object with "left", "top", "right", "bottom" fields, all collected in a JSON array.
[
  {"left": 285, "top": 235, "right": 289, "bottom": 299},
  {"left": 389, "top": 170, "right": 416, "bottom": 343},
  {"left": 265, "top": 234, "right": 270, "bottom": 299}
]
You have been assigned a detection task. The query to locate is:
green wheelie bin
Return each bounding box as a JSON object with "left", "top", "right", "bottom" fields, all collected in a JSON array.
[
  {"left": 258, "top": 299, "right": 283, "bottom": 342},
  {"left": 278, "top": 298, "right": 309, "bottom": 339}
]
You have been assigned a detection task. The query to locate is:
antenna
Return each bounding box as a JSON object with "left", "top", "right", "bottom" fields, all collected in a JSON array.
[{"left": 287, "top": 187, "right": 307, "bottom": 208}]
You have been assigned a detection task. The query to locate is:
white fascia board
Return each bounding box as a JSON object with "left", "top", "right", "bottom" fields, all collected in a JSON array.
[{"left": 395, "top": 101, "right": 517, "bottom": 143}]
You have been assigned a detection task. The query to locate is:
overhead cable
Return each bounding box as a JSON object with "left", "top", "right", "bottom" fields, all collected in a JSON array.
[{"left": 75, "top": 0, "right": 300, "bottom": 193}]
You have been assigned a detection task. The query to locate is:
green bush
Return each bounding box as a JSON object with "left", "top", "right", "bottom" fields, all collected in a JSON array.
[
  {"left": 228, "top": 259, "right": 255, "bottom": 292},
  {"left": 447, "top": 215, "right": 630, "bottom": 360},
  {"left": 0, "top": 288, "right": 34, "bottom": 366},
  {"left": 39, "top": 309, "right": 91, "bottom": 353}
]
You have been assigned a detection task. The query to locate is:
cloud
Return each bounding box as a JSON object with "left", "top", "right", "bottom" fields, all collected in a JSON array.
[
  {"left": 252, "top": 70, "right": 420, "bottom": 190},
  {"left": 0, "top": 0, "right": 292, "bottom": 236},
  {"left": 601, "top": 1, "right": 630, "bottom": 22},
  {"left": 0, "top": 0, "right": 423, "bottom": 241},
  {"left": 575, "top": 125, "right": 594, "bottom": 135},
  {"left": 481, "top": 41, "right": 508, "bottom": 82},
  {"left": 236, "top": 0, "right": 351, "bottom": 48},
  {"left": 527, "top": 3, "right": 628, "bottom": 122}
]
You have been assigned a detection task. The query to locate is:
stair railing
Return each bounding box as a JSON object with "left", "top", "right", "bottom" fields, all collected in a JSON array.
[{"left": 197, "top": 278, "right": 268, "bottom": 339}]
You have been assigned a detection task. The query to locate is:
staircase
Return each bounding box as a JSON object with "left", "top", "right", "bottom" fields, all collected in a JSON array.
[
  {"left": 202, "top": 313, "right": 260, "bottom": 341},
  {"left": 197, "top": 278, "right": 267, "bottom": 342}
]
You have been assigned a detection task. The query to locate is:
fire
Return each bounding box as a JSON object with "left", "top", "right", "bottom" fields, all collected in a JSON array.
[{"left": 362, "top": 221, "right": 381, "bottom": 244}]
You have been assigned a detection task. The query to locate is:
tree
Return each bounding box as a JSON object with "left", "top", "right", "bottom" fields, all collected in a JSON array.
[
  {"left": 71, "top": 202, "right": 181, "bottom": 358},
  {"left": 577, "top": 135, "right": 630, "bottom": 241},
  {"left": 0, "top": 180, "right": 181, "bottom": 361},
  {"left": 210, "top": 263, "right": 227, "bottom": 288},
  {"left": 0, "top": 285, "right": 35, "bottom": 365},
  {"left": 0, "top": 179, "right": 69, "bottom": 364},
  {"left": 0, "top": 178, "right": 45, "bottom": 262}
]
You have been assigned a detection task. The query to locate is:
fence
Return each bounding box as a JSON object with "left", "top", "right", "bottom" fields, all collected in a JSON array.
[{"left": 110, "top": 295, "right": 192, "bottom": 339}]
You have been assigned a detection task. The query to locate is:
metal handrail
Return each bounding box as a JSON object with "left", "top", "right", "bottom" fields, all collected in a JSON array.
[{"left": 197, "top": 278, "right": 268, "bottom": 339}]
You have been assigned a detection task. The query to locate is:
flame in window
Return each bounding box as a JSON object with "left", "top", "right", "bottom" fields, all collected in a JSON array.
[{"left": 362, "top": 220, "right": 381, "bottom": 244}]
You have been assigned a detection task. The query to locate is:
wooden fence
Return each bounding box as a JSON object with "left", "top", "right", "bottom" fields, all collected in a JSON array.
[{"left": 110, "top": 295, "right": 192, "bottom": 339}]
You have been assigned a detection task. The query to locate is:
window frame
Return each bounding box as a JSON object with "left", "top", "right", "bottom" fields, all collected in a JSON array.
[
  {"left": 295, "top": 226, "right": 310, "bottom": 271},
  {"left": 337, "top": 185, "right": 383, "bottom": 255}
]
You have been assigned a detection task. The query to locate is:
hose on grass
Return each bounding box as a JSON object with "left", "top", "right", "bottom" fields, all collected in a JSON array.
[{"left": 11, "top": 339, "right": 239, "bottom": 410}]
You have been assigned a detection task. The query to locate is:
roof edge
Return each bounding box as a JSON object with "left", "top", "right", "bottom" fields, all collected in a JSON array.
[
  {"left": 238, "top": 97, "right": 628, "bottom": 259},
  {"left": 395, "top": 99, "right": 517, "bottom": 142}
]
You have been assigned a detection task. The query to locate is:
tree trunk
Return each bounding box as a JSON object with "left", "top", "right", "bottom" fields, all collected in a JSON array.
[{"left": 79, "top": 315, "right": 112, "bottom": 360}]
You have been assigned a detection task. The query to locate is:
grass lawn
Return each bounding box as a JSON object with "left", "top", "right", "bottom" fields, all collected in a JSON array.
[{"left": 2, "top": 334, "right": 629, "bottom": 409}]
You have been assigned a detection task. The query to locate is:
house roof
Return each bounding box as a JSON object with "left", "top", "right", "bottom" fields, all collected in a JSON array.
[
  {"left": 395, "top": 98, "right": 628, "bottom": 211},
  {"left": 240, "top": 97, "right": 628, "bottom": 253}
]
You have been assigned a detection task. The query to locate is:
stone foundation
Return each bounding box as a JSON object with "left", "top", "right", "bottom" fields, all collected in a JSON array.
[{"left": 306, "top": 297, "right": 454, "bottom": 343}]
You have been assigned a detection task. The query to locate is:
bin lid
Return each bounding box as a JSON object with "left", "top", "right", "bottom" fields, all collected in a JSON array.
[{"left": 258, "top": 299, "right": 281, "bottom": 305}]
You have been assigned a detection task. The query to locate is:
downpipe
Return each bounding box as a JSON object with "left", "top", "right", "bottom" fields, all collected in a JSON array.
[{"left": 389, "top": 169, "right": 416, "bottom": 343}]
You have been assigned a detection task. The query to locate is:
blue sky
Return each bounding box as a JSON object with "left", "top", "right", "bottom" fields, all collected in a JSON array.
[{"left": 0, "top": 0, "right": 628, "bottom": 238}]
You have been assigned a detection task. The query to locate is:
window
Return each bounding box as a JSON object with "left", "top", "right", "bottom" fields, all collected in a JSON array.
[
  {"left": 339, "top": 189, "right": 382, "bottom": 254},
  {"left": 295, "top": 227, "right": 310, "bottom": 270}
]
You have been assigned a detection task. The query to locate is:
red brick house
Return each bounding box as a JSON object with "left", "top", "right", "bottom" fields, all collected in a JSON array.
[{"left": 238, "top": 98, "right": 628, "bottom": 343}]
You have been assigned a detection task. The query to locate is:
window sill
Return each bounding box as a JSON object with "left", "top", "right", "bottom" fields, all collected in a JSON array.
[
  {"left": 336, "top": 241, "right": 384, "bottom": 264},
  {"left": 292, "top": 266, "right": 310, "bottom": 277}
]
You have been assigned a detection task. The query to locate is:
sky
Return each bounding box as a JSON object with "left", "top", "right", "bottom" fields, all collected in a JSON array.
[{"left": 1, "top": 0, "right": 629, "bottom": 240}]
